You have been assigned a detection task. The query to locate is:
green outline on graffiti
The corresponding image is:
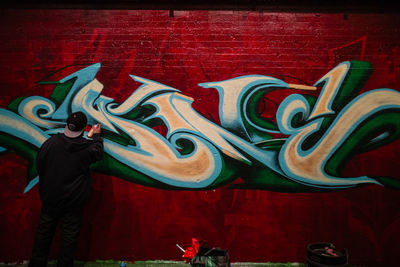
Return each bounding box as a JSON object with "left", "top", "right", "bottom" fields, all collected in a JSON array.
[
  {"left": 325, "top": 111, "right": 400, "bottom": 188},
  {"left": 0, "top": 132, "right": 38, "bottom": 183}
]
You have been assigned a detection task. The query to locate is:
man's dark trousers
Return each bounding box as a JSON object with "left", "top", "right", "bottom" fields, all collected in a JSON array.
[{"left": 29, "top": 207, "right": 83, "bottom": 267}]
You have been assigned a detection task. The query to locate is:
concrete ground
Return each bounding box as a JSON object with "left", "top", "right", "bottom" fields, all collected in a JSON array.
[
  {"left": 0, "top": 260, "right": 365, "bottom": 267},
  {"left": 92, "top": 261, "right": 305, "bottom": 267},
  {"left": 0, "top": 261, "right": 307, "bottom": 267}
]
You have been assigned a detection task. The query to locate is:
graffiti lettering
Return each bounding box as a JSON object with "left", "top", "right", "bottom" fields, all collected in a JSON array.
[{"left": 0, "top": 61, "right": 399, "bottom": 192}]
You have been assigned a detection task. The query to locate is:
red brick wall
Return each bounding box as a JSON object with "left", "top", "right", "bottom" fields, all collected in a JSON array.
[{"left": 0, "top": 10, "right": 399, "bottom": 266}]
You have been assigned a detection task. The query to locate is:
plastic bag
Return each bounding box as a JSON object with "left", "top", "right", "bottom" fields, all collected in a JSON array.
[{"left": 190, "top": 246, "right": 230, "bottom": 267}]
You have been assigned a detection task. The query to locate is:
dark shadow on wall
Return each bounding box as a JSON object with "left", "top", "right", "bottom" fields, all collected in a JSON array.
[{"left": 77, "top": 173, "right": 117, "bottom": 261}]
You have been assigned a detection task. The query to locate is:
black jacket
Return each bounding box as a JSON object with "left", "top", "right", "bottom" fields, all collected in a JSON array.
[{"left": 36, "top": 132, "right": 103, "bottom": 212}]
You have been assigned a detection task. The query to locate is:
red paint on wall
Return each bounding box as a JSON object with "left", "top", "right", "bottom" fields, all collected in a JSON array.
[{"left": 0, "top": 10, "right": 399, "bottom": 266}]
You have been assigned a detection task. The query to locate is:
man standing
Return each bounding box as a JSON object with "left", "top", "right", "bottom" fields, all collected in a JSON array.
[{"left": 29, "top": 111, "right": 103, "bottom": 267}]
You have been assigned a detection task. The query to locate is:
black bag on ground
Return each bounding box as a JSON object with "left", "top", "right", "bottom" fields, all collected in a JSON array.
[
  {"left": 190, "top": 246, "right": 230, "bottom": 267},
  {"left": 307, "top": 242, "right": 348, "bottom": 267}
]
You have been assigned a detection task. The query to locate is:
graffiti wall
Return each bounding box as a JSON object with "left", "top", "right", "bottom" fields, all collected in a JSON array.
[{"left": 0, "top": 10, "right": 399, "bottom": 265}]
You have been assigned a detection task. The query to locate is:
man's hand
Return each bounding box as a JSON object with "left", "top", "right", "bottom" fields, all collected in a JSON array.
[
  {"left": 92, "top": 124, "right": 101, "bottom": 134},
  {"left": 88, "top": 124, "right": 101, "bottom": 137}
]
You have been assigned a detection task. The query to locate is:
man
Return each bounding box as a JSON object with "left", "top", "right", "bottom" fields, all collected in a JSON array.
[{"left": 29, "top": 111, "right": 103, "bottom": 267}]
